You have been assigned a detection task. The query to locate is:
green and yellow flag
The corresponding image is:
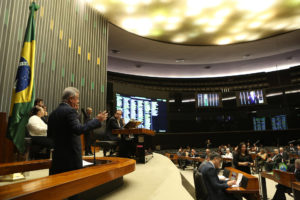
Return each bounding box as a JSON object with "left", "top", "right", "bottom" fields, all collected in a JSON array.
[{"left": 7, "top": 2, "right": 39, "bottom": 153}]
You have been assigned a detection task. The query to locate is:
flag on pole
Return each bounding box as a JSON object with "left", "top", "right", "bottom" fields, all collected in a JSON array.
[{"left": 6, "top": 2, "right": 39, "bottom": 153}]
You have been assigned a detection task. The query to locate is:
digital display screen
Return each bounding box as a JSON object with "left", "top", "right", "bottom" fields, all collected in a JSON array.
[
  {"left": 196, "top": 93, "right": 221, "bottom": 107},
  {"left": 272, "top": 115, "right": 287, "bottom": 130},
  {"left": 116, "top": 93, "right": 167, "bottom": 132},
  {"left": 253, "top": 117, "right": 266, "bottom": 131},
  {"left": 238, "top": 90, "right": 265, "bottom": 106}
]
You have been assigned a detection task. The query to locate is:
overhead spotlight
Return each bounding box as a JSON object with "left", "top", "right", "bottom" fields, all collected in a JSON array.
[
  {"left": 286, "top": 56, "right": 293, "bottom": 60},
  {"left": 175, "top": 59, "right": 185, "bottom": 63},
  {"left": 111, "top": 49, "right": 120, "bottom": 54},
  {"left": 243, "top": 54, "right": 251, "bottom": 58},
  {"left": 135, "top": 64, "right": 142, "bottom": 68},
  {"left": 204, "top": 66, "right": 211, "bottom": 69}
]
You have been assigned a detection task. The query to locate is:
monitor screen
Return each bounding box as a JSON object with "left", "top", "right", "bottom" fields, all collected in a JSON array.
[
  {"left": 238, "top": 90, "right": 265, "bottom": 106},
  {"left": 116, "top": 93, "right": 167, "bottom": 132},
  {"left": 196, "top": 93, "right": 221, "bottom": 107},
  {"left": 253, "top": 117, "right": 266, "bottom": 131},
  {"left": 272, "top": 115, "right": 287, "bottom": 130}
]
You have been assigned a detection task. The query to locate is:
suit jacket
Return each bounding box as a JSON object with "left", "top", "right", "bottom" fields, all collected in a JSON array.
[
  {"left": 106, "top": 116, "right": 123, "bottom": 140},
  {"left": 199, "top": 161, "right": 229, "bottom": 200},
  {"left": 280, "top": 152, "right": 289, "bottom": 162},
  {"left": 48, "top": 103, "right": 101, "bottom": 174}
]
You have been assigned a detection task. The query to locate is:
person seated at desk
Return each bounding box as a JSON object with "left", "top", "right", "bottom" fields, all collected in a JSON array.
[
  {"left": 256, "top": 148, "right": 267, "bottom": 169},
  {"left": 272, "top": 159, "right": 300, "bottom": 200},
  {"left": 190, "top": 149, "right": 199, "bottom": 158},
  {"left": 177, "top": 147, "right": 185, "bottom": 169},
  {"left": 201, "top": 149, "right": 211, "bottom": 160},
  {"left": 27, "top": 106, "right": 53, "bottom": 149},
  {"left": 287, "top": 143, "right": 295, "bottom": 153},
  {"left": 265, "top": 149, "right": 283, "bottom": 171},
  {"left": 199, "top": 152, "right": 238, "bottom": 200},
  {"left": 222, "top": 148, "right": 233, "bottom": 168},
  {"left": 233, "top": 143, "right": 253, "bottom": 174},
  {"left": 279, "top": 147, "right": 289, "bottom": 163},
  {"left": 106, "top": 110, "right": 124, "bottom": 141}
]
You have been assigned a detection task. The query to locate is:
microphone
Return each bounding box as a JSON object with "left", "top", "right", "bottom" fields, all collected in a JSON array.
[
  {"left": 288, "top": 140, "right": 296, "bottom": 144},
  {"left": 93, "top": 140, "right": 96, "bottom": 166}
]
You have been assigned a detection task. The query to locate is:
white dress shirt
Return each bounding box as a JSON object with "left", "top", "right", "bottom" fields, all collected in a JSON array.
[
  {"left": 222, "top": 152, "right": 233, "bottom": 159},
  {"left": 27, "top": 115, "right": 48, "bottom": 136}
]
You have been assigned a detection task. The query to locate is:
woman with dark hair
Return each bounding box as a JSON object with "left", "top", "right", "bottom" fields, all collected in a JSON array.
[
  {"left": 233, "top": 142, "right": 253, "bottom": 174},
  {"left": 27, "top": 106, "right": 53, "bottom": 149}
]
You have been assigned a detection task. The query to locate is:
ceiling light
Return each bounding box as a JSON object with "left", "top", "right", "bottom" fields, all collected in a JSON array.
[
  {"left": 235, "top": 34, "right": 247, "bottom": 41},
  {"left": 249, "top": 21, "right": 262, "bottom": 29},
  {"left": 95, "top": 4, "right": 106, "bottom": 13},
  {"left": 236, "top": 0, "right": 274, "bottom": 12},
  {"left": 172, "top": 35, "right": 187, "bottom": 43},
  {"left": 165, "top": 24, "right": 177, "bottom": 30},
  {"left": 194, "top": 18, "right": 209, "bottom": 25},
  {"left": 215, "top": 9, "right": 231, "bottom": 18},
  {"left": 125, "top": 6, "right": 135, "bottom": 13},
  {"left": 153, "top": 15, "right": 166, "bottom": 22},
  {"left": 204, "top": 27, "right": 217, "bottom": 33},
  {"left": 175, "top": 59, "right": 185, "bottom": 63},
  {"left": 216, "top": 38, "right": 231, "bottom": 45}
]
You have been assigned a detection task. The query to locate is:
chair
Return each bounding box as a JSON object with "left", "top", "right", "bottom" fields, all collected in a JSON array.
[
  {"left": 193, "top": 169, "right": 208, "bottom": 200},
  {"left": 95, "top": 140, "right": 118, "bottom": 156}
]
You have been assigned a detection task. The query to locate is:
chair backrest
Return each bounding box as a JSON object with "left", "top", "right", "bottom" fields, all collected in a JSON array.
[{"left": 193, "top": 170, "right": 208, "bottom": 200}]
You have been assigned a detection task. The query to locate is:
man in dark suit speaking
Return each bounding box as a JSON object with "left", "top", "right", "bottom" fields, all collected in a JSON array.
[
  {"left": 199, "top": 152, "right": 238, "bottom": 200},
  {"left": 48, "top": 87, "right": 107, "bottom": 175}
]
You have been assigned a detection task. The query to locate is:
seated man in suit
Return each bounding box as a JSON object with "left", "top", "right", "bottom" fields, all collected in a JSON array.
[
  {"left": 272, "top": 159, "right": 300, "bottom": 200},
  {"left": 199, "top": 152, "right": 239, "bottom": 200},
  {"left": 279, "top": 147, "right": 289, "bottom": 163},
  {"left": 106, "top": 110, "right": 124, "bottom": 141},
  {"left": 265, "top": 149, "right": 283, "bottom": 171}
]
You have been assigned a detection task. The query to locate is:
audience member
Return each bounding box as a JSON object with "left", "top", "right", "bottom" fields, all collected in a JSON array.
[
  {"left": 256, "top": 148, "right": 267, "bottom": 170},
  {"left": 201, "top": 148, "right": 211, "bottom": 160},
  {"left": 279, "top": 147, "right": 289, "bottom": 163},
  {"left": 199, "top": 152, "right": 239, "bottom": 200},
  {"left": 265, "top": 149, "right": 283, "bottom": 171},
  {"left": 27, "top": 106, "right": 53, "bottom": 149},
  {"left": 34, "top": 98, "right": 48, "bottom": 124},
  {"left": 222, "top": 148, "right": 233, "bottom": 168},
  {"left": 287, "top": 143, "right": 295, "bottom": 153},
  {"left": 233, "top": 143, "right": 253, "bottom": 174},
  {"left": 82, "top": 107, "right": 93, "bottom": 156}
]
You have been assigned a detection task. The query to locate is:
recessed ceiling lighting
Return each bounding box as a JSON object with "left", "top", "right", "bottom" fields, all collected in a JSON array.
[
  {"left": 204, "top": 66, "right": 211, "bottom": 69},
  {"left": 91, "top": 0, "right": 300, "bottom": 45},
  {"left": 175, "top": 59, "right": 185, "bottom": 63}
]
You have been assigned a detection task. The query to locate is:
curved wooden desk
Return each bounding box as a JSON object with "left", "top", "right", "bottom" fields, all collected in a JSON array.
[{"left": 0, "top": 157, "right": 135, "bottom": 200}]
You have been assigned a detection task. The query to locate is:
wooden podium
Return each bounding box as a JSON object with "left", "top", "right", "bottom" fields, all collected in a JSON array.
[{"left": 112, "top": 128, "right": 155, "bottom": 163}]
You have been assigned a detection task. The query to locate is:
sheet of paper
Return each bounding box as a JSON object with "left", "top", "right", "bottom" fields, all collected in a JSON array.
[
  {"left": 82, "top": 160, "right": 93, "bottom": 167},
  {"left": 232, "top": 173, "right": 243, "bottom": 187}
]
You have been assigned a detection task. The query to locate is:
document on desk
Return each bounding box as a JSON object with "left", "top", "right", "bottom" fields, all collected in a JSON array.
[
  {"left": 232, "top": 173, "right": 243, "bottom": 187},
  {"left": 218, "top": 175, "right": 229, "bottom": 181},
  {"left": 82, "top": 160, "right": 93, "bottom": 167}
]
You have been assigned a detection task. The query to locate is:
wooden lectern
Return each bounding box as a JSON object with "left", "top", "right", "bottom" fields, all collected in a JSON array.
[{"left": 112, "top": 128, "right": 155, "bottom": 163}]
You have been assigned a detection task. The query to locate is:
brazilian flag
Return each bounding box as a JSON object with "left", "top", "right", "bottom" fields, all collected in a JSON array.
[{"left": 6, "top": 2, "right": 39, "bottom": 153}]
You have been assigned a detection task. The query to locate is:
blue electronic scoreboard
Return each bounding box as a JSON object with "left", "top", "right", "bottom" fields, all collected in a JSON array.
[
  {"left": 272, "top": 115, "right": 287, "bottom": 130},
  {"left": 116, "top": 93, "right": 167, "bottom": 132},
  {"left": 253, "top": 117, "right": 266, "bottom": 131}
]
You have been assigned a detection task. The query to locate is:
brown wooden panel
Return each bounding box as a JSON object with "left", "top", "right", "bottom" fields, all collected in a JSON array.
[
  {"left": 0, "top": 157, "right": 135, "bottom": 200},
  {"left": 292, "top": 181, "right": 300, "bottom": 191},
  {"left": 112, "top": 128, "right": 155, "bottom": 136},
  {"left": 0, "top": 112, "right": 15, "bottom": 163},
  {"left": 0, "top": 159, "right": 51, "bottom": 176},
  {"left": 225, "top": 167, "right": 259, "bottom": 191}
]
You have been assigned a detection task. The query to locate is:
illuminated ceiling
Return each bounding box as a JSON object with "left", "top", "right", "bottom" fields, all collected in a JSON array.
[{"left": 88, "top": 0, "right": 300, "bottom": 45}]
